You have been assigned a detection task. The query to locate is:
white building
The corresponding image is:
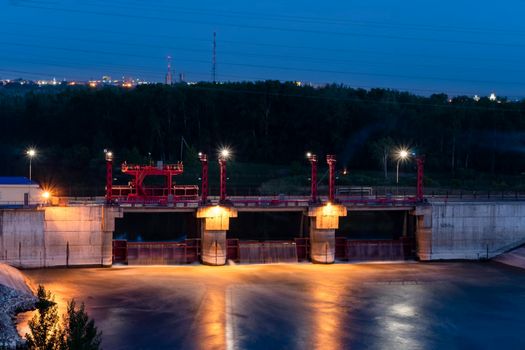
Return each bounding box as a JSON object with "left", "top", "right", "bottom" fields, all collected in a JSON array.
[{"left": 0, "top": 177, "right": 47, "bottom": 207}]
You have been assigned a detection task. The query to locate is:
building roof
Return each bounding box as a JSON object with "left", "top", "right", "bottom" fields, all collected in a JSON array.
[{"left": 0, "top": 177, "right": 37, "bottom": 185}]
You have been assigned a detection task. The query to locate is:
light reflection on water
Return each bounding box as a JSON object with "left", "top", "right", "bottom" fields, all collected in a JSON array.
[
  {"left": 311, "top": 279, "right": 343, "bottom": 350},
  {"left": 16, "top": 263, "right": 525, "bottom": 350}
]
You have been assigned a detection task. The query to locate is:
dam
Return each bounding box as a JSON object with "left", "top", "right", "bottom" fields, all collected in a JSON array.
[
  {"left": 1, "top": 152, "right": 525, "bottom": 268},
  {"left": 1, "top": 198, "right": 525, "bottom": 268}
]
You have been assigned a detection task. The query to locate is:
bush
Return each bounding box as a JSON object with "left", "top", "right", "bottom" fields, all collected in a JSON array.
[
  {"left": 61, "top": 300, "right": 101, "bottom": 350},
  {"left": 25, "top": 286, "right": 63, "bottom": 350},
  {"left": 24, "top": 286, "right": 101, "bottom": 350}
]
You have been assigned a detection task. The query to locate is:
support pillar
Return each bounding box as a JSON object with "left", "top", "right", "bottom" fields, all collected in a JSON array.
[
  {"left": 411, "top": 205, "right": 432, "bottom": 260},
  {"left": 102, "top": 206, "right": 123, "bottom": 266},
  {"left": 197, "top": 206, "right": 237, "bottom": 265},
  {"left": 308, "top": 204, "right": 347, "bottom": 264}
]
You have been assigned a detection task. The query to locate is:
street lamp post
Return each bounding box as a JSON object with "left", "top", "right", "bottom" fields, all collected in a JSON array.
[
  {"left": 396, "top": 149, "right": 409, "bottom": 184},
  {"left": 218, "top": 148, "right": 230, "bottom": 203},
  {"left": 306, "top": 152, "right": 318, "bottom": 203},
  {"left": 26, "top": 148, "right": 36, "bottom": 181}
]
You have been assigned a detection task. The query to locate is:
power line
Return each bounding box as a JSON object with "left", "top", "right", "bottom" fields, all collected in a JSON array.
[
  {"left": 0, "top": 41, "right": 523, "bottom": 88},
  {"left": 11, "top": 2, "right": 525, "bottom": 49},
  {"left": 0, "top": 23, "right": 522, "bottom": 67},
  {"left": 55, "top": 0, "right": 525, "bottom": 38},
  {"left": 0, "top": 30, "right": 520, "bottom": 71},
  {"left": 2, "top": 61, "right": 515, "bottom": 98}
]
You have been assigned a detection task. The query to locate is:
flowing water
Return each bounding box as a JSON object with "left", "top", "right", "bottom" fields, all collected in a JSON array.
[
  {"left": 17, "top": 262, "right": 525, "bottom": 350},
  {"left": 238, "top": 242, "right": 298, "bottom": 264}
]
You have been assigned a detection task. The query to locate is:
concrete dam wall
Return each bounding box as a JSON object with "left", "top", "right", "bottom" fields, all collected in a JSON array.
[
  {"left": 416, "top": 201, "right": 525, "bottom": 260},
  {"left": 0, "top": 206, "right": 121, "bottom": 268},
  {"left": 2, "top": 200, "right": 525, "bottom": 267}
]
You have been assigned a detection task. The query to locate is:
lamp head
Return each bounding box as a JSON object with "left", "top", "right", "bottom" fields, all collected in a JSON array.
[{"left": 26, "top": 149, "right": 36, "bottom": 158}]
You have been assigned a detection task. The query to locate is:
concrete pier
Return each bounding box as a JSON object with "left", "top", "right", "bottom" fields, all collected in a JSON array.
[
  {"left": 196, "top": 206, "right": 237, "bottom": 266},
  {"left": 308, "top": 204, "right": 347, "bottom": 264}
]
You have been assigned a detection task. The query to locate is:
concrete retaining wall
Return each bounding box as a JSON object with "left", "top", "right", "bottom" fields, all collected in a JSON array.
[
  {"left": 0, "top": 206, "right": 121, "bottom": 268},
  {"left": 0, "top": 210, "right": 45, "bottom": 268},
  {"left": 416, "top": 201, "right": 525, "bottom": 260}
]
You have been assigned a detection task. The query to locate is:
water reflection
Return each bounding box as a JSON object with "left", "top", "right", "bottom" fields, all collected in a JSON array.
[
  {"left": 310, "top": 279, "right": 344, "bottom": 349},
  {"left": 372, "top": 285, "right": 426, "bottom": 350},
  {"left": 17, "top": 281, "right": 79, "bottom": 337},
  {"left": 16, "top": 263, "right": 525, "bottom": 350},
  {"left": 197, "top": 286, "right": 228, "bottom": 350}
]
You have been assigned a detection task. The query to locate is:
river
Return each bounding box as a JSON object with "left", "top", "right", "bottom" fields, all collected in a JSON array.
[{"left": 17, "top": 262, "right": 525, "bottom": 350}]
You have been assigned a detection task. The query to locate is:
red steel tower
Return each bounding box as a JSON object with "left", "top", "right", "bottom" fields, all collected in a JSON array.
[
  {"left": 199, "top": 152, "right": 209, "bottom": 204},
  {"left": 307, "top": 152, "right": 318, "bottom": 203},
  {"left": 326, "top": 154, "right": 336, "bottom": 202}
]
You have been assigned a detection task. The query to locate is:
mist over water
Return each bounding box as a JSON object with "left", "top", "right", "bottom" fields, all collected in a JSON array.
[{"left": 18, "top": 263, "right": 525, "bottom": 349}]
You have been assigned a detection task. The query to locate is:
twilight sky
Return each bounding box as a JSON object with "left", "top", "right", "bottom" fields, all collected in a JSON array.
[{"left": 1, "top": 0, "right": 525, "bottom": 98}]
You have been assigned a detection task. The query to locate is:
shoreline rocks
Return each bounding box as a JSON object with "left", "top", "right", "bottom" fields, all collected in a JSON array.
[{"left": 0, "top": 264, "right": 36, "bottom": 349}]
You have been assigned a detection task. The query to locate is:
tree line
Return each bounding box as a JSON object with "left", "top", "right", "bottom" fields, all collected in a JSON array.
[{"left": 1, "top": 81, "right": 524, "bottom": 193}]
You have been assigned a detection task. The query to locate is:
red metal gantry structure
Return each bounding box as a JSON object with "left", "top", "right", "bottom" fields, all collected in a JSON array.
[
  {"left": 105, "top": 153, "right": 198, "bottom": 204},
  {"left": 105, "top": 149, "right": 426, "bottom": 206}
]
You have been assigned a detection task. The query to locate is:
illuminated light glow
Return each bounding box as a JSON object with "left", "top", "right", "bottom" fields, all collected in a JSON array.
[
  {"left": 104, "top": 149, "right": 113, "bottom": 161},
  {"left": 306, "top": 152, "right": 312, "bottom": 158},
  {"left": 309, "top": 204, "right": 347, "bottom": 229},
  {"left": 394, "top": 147, "right": 411, "bottom": 161},
  {"left": 196, "top": 206, "right": 238, "bottom": 231},
  {"left": 26, "top": 149, "right": 36, "bottom": 158},
  {"left": 489, "top": 92, "right": 497, "bottom": 101},
  {"left": 219, "top": 148, "right": 231, "bottom": 160},
  {"left": 42, "top": 191, "right": 51, "bottom": 199}
]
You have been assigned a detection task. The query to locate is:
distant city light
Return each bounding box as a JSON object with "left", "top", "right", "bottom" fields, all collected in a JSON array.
[
  {"left": 473, "top": 95, "right": 480, "bottom": 102},
  {"left": 489, "top": 92, "right": 497, "bottom": 101}
]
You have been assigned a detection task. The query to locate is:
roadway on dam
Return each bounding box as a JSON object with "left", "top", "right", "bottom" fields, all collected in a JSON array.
[{"left": 17, "top": 262, "right": 525, "bottom": 350}]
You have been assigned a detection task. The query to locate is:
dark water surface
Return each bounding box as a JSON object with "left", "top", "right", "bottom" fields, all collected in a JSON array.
[{"left": 19, "top": 262, "right": 525, "bottom": 350}]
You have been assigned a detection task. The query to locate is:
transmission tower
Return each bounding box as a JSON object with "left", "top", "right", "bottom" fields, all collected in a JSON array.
[{"left": 165, "top": 55, "right": 172, "bottom": 85}]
